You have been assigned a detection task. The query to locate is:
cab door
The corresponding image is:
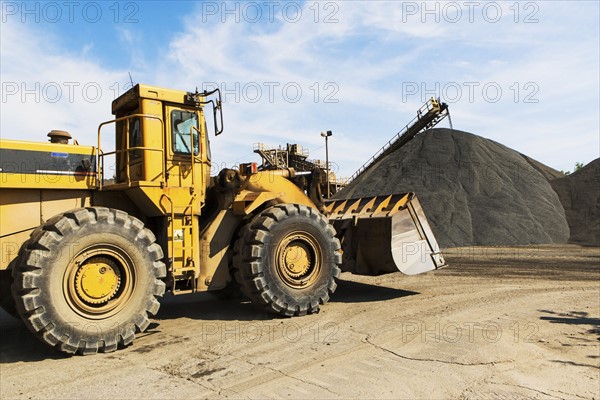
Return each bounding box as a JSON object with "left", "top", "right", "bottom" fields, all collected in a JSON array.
[{"left": 164, "top": 105, "right": 210, "bottom": 198}]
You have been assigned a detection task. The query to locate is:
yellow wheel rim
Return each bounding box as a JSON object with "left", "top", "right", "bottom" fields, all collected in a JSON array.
[
  {"left": 64, "top": 245, "right": 135, "bottom": 320},
  {"left": 276, "top": 232, "right": 322, "bottom": 288}
]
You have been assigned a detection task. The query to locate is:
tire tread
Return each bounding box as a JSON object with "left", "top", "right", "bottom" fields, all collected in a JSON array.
[
  {"left": 232, "top": 204, "right": 341, "bottom": 317},
  {"left": 11, "top": 207, "right": 166, "bottom": 355}
]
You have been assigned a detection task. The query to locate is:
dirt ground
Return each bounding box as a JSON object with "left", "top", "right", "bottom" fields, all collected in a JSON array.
[{"left": 1, "top": 244, "right": 599, "bottom": 399}]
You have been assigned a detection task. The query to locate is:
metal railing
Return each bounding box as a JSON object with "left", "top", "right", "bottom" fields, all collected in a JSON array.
[{"left": 96, "top": 114, "right": 165, "bottom": 189}]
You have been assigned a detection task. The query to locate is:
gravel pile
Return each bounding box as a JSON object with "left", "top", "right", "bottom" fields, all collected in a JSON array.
[
  {"left": 519, "top": 153, "right": 564, "bottom": 181},
  {"left": 550, "top": 159, "right": 600, "bottom": 246},
  {"left": 338, "top": 128, "right": 571, "bottom": 247}
]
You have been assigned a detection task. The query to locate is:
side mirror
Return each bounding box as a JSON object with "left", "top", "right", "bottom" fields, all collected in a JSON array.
[{"left": 187, "top": 88, "right": 224, "bottom": 136}]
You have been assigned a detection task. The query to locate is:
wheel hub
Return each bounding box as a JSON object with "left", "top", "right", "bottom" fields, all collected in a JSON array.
[
  {"left": 276, "top": 233, "right": 322, "bottom": 288},
  {"left": 283, "top": 242, "right": 312, "bottom": 278},
  {"left": 74, "top": 257, "right": 121, "bottom": 304}
]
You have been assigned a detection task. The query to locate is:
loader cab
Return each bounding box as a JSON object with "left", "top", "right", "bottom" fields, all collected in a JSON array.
[{"left": 99, "top": 84, "right": 222, "bottom": 216}]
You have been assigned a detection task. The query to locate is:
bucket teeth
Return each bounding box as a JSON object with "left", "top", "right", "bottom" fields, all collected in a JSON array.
[{"left": 325, "top": 193, "right": 447, "bottom": 276}]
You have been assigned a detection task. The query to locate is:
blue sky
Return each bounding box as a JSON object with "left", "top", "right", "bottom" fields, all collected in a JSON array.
[{"left": 1, "top": 1, "right": 599, "bottom": 177}]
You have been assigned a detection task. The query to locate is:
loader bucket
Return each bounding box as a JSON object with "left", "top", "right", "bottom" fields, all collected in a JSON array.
[{"left": 325, "top": 193, "right": 446, "bottom": 276}]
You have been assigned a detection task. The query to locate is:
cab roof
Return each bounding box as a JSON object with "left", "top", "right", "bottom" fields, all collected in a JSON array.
[{"left": 112, "top": 84, "right": 205, "bottom": 115}]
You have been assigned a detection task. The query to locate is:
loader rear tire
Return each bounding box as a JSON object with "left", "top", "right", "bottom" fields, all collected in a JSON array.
[
  {"left": 233, "top": 204, "right": 341, "bottom": 316},
  {"left": 11, "top": 207, "right": 166, "bottom": 354}
]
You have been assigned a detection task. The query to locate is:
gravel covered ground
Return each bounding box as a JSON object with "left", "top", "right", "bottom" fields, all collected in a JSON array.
[{"left": 1, "top": 244, "right": 598, "bottom": 399}]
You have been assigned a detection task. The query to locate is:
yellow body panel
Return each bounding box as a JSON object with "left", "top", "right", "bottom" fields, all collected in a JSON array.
[
  {"left": 198, "top": 209, "right": 239, "bottom": 291},
  {"left": 0, "top": 188, "right": 92, "bottom": 269},
  {"left": 112, "top": 84, "right": 198, "bottom": 114},
  {"left": 0, "top": 139, "right": 97, "bottom": 189},
  {"left": 233, "top": 172, "right": 316, "bottom": 216}
]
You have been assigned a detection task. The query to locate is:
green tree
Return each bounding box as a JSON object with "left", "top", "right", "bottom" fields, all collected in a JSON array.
[{"left": 574, "top": 161, "right": 585, "bottom": 171}]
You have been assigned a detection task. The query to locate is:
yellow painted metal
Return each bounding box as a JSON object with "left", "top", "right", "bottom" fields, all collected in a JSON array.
[
  {"left": 0, "top": 188, "right": 92, "bottom": 270},
  {"left": 142, "top": 99, "right": 168, "bottom": 184},
  {"left": 112, "top": 84, "right": 196, "bottom": 113},
  {"left": 40, "top": 190, "right": 93, "bottom": 221},
  {"left": 158, "top": 191, "right": 201, "bottom": 287},
  {"left": 198, "top": 170, "right": 321, "bottom": 291},
  {"left": 0, "top": 138, "right": 95, "bottom": 154},
  {"left": 275, "top": 231, "right": 322, "bottom": 288},
  {"left": 74, "top": 257, "right": 121, "bottom": 304},
  {"left": 97, "top": 113, "right": 165, "bottom": 189},
  {"left": 282, "top": 242, "right": 311, "bottom": 277},
  {"left": 232, "top": 172, "right": 315, "bottom": 216},
  {"left": 0, "top": 230, "right": 30, "bottom": 270},
  {"left": 64, "top": 245, "right": 135, "bottom": 319},
  {"left": 429, "top": 97, "right": 442, "bottom": 112},
  {"left": 0, "top": 139, "right": 96, "bottom": 190},
  {"left": 0, "top": 189, "right": 92, "bottom": 237},
  {"left": 198, "top": 209, "right": 241, "bottom": 291},
  {"left": 104, "top": 85, "right": 211, "bottom": 200},
  {"left": 99, "top": 89, "right": 211, "bottom": 217},
  {"left": 325, "top": 193, "right": 412, "bottom": 219},
  {"left": 0, "top": 189, "right": 41, "bottom": 239}
]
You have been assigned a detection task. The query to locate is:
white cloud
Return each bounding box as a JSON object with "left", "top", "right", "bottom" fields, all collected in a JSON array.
[
  {"left": 158, "top": 1, "right": 599, "bottom": 173},
  {"left": 1, "top": 21, "right": 127, "bottom": 149},
  {"left": 1, "top": 1, "right": 598, "bottom": 176}
]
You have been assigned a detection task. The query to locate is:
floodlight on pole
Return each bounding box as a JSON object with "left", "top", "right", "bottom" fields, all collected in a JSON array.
[{"left": 320, "top": 130, "right": 332, "bottom": 198}]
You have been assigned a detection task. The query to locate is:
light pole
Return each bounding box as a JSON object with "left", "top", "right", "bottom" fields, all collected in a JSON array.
[{"left": 320, "top": 130, "right": 332, "bottom": 198}]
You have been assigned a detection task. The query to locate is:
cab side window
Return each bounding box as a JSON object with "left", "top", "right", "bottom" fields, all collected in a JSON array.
[
  {"left": 130, "top": 117, "right": 142, "bottom": 159},
  {"left": 171, "top": 110, "right": 199, "bottom": 155}
]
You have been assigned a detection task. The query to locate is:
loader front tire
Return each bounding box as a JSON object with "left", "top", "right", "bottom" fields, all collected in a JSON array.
[
  {"left": 233, "top": 204, "right": 341, "bottom": 316},
  {"left": 11, "top": 207, "right": 166, "bottom": 354}
]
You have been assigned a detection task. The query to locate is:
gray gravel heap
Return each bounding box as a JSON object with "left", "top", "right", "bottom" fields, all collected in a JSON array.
[
  {"left": 550, "top": 159, "right": 600, "bottom": 246},
  {"left": 338, "top": 128, "right": 570, "bottom": 247}
]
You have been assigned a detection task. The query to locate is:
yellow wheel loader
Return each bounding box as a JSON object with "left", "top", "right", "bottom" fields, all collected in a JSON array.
[{"left": 0, "top": 84, "right": 445, "bottom": 354}]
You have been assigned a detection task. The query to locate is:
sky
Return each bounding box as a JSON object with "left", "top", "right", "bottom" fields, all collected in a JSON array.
[{"left": 1, "top": 0, "right": 599, "bottom": 178}]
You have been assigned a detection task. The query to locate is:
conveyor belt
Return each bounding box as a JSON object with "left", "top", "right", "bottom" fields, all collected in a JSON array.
[{"left": 343, "top": 98, "right": 450, "bottom": 186}]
